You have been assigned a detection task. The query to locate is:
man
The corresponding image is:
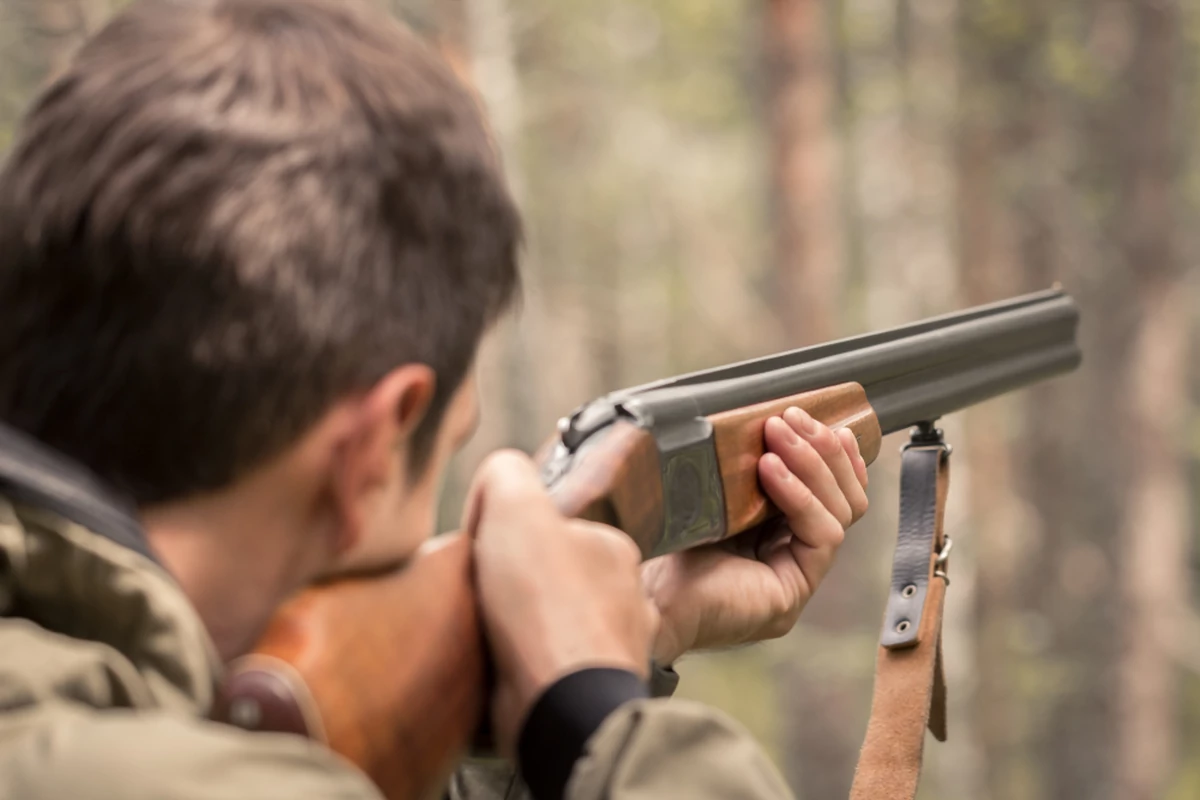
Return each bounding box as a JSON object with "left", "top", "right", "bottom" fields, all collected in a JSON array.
[{"left": 0, "top": 1, "right": 869, "bottom": 798}]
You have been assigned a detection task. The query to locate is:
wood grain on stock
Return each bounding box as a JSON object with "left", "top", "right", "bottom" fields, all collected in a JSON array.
[
  {"left": 711, "top": 382, "right": 882, "bottom": 535},
  {"left": 217, "top": 534, "right": 483, "bottom": 800}
]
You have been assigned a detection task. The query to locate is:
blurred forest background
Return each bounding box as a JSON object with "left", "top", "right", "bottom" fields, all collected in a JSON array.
[{"left": 2, "top": 0, "right": 1198, "bottom": 798}]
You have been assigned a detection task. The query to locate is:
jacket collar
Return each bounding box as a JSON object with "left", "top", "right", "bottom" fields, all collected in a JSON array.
[
  {"left": 0, "top": 421, "right": 160, "bottom": 566},
  {"left": 0, "top": 421, "right": 219, "bottom": 712}
]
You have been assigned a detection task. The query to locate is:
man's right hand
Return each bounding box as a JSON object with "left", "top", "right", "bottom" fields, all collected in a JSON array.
[{"left": 464, "top": 450, "right": 658, "bottom": 757}]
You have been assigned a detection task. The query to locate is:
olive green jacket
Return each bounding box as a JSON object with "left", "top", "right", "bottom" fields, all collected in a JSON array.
[{"left": 0, "top": 493, "right": 792, "bottom": 799}]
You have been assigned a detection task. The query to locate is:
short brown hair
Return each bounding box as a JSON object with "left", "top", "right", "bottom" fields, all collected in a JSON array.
[{"left": 0, "top": 0, "right": 521, "bottom": 504}]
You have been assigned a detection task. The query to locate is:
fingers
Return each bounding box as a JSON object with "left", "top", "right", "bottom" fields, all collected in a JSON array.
[
  {"left": 826, "top": 427, "right": 869, "bottom": 522},
  {"left": 759, "top": 408, "right": 872, "bottom": 594},
  {"left": 764, "top": 409, "right": 869, "bottom": 527},
  {"left": 784, "top": 408, "right": 869, "bottom": 525},
  {"left": 841, "top": 428, "right": 869, "bottom": 492},
  {"left": 472, "top": 449, "right": 547, "bottom": 500},
  {"left": 758, "top": 452, "right": 845, "bottom": 554},
  {"left": 472, "top": 454, "right": 655, "bottom": 752},
  {"left": 763, "top": 413, "right": 852, "bottom": 527}
]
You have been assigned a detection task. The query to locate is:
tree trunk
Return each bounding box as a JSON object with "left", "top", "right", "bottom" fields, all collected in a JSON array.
[
  {"left": 955, "top": 3, "right": 1054, "bottom": 795},
  {"left": 1114, "top": 2, "right": 1185, "bottom": 797},
  {"left": 763, "top": 2, "right": 855, "bottom": 796},
  {"left": 955, "top": 66, "right": 1020, "bottom": 800},
  {"left": 463, "top": 0, "right": 543, "bottom": 452},
  {"left": 765, "top": 0, "right": 841, "bottom": 346}
]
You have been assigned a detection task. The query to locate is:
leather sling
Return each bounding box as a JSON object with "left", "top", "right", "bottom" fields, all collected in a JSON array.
[{"left": 849, "top": 429, "right": 953, "bottom": 800}]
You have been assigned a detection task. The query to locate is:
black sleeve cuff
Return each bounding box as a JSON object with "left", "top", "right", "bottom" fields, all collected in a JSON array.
[{"left": 517, "top": 668, "right": 649, "bottom": 800}]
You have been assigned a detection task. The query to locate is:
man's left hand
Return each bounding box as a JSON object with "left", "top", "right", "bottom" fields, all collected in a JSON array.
[{"left": 640, "top": 407, "right": 869, "bottom": 665}]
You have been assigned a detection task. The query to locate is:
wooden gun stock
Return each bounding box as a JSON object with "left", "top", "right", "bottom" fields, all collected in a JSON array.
[
  {"left": 212, "top": 383, "right": 880, "bottom": 800},
  {"left": 211, "top": 533, "right": 482, "bottom": 800}
]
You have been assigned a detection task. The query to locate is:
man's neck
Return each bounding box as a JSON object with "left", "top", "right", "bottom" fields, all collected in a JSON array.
[{"left": 142, "top": 477, "right": 325, "bottom": 663}]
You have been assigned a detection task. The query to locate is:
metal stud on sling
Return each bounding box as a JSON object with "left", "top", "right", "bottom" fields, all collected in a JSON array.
[{"left": 849, "top": 423, "right": 953, "bottom": 800}]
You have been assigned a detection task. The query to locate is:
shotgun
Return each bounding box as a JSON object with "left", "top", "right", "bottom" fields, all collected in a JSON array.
[{"left": 212, "top": 287, "right": 1082, "bottom": 800}]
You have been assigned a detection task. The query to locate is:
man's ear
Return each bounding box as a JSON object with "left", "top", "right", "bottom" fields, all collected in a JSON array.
[{"left": 328, "top": 365, "right": 436, "bottom": 556}]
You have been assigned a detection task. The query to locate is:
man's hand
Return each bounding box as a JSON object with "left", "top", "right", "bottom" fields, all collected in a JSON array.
[
  {"left": 641, "top": 408, "right": 869, "bottom": 665},
  {"left": 465, "top": 450, "right": 658, "bottom": 756}
]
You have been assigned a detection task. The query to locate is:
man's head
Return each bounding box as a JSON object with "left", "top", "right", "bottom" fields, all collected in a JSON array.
[{"left": 0, "top": 0, "right": 520, "bottom": 627}]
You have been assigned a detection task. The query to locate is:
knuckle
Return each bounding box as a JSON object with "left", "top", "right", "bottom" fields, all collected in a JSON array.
[
  {"left": 480, "top": 448, "right": 529, "bottom": 473},
  {"left": 477, "top": 450, "right": 536, "bottom": 494},
  {"left": 793, "top": 438, "right": 824, "bottom": 471},
  {"left": 823, "top": 517, "right": 846, "bottom": 548},
  {"left": 764, "top": 416, "right": 789, "bottom": 445},
  {"left": 811, "top": 424, "right": 840, "bottom": 456},
  {"left": 834, "top": 502, "right": 854, "bottom": 529},
  {"left": 615, "top": 532, "right": 643, "bottom": 565},
  {"left": 764, "top": 607, "right": 801, "bottom": 640},
  {"left": 851, "top": 493, "right": 870, "bottom": 521},
  {"left": 790, "top": 482, "right": 818, "bottom": 515}
]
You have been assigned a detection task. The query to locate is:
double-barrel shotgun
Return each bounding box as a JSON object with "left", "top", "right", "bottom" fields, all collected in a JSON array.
[{"left": 213, "top": 287, "right": 1082, "bottom": 800}]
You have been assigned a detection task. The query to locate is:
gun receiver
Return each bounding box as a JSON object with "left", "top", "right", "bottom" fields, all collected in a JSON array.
[{"left": 214, "top": 288, "right": 1082, "bottom": 800}]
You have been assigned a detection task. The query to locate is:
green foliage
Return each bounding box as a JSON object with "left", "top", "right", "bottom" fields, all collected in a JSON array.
[
  {"left": 974, "top": 0, "right": 1034, "bottom": 44},
  {"left": 1044, "top": 37, "right": 1105, "bottom": 99}
]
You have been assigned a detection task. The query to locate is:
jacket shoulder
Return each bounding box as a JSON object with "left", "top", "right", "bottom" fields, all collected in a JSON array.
[
  {"left": 0, "top": 617, "right": 157, "bottom": 713},
  {"left": 567, "top": 698, "right": 794, "bottom": 800},
  {"left": 0, "top": 703, "right": 382, "bottom": 800}
]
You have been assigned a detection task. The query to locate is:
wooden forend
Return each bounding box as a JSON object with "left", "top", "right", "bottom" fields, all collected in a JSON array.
[{"left": 710, "top": 381, "right": 882, "bottom": 535}]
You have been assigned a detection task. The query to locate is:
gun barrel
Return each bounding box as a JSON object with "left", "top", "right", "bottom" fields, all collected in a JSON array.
[{"left": 616, "top": 288, "right": 1081, "bottom": 436}]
